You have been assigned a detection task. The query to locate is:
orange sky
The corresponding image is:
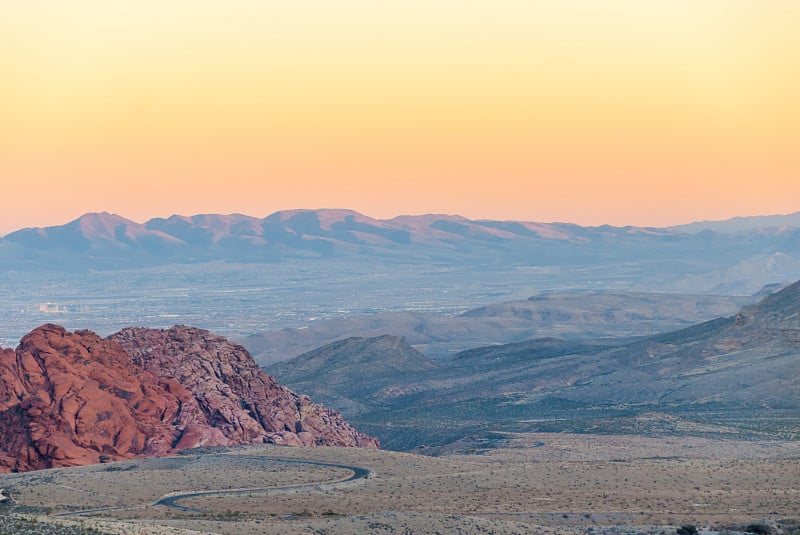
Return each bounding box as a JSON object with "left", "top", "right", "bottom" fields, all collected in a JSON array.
[{"left": 1, "top": 1, "right": 799, "bottom": 234}]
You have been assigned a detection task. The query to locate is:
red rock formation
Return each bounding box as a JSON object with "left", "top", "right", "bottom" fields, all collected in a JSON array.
[
  {"left": 0, "top": 325, "right": 196, "bottom": 472},
  {"left": 111, "top": 326, "right": 379, "bottom": 450},
  {"left": 0, "top": 324, "right": 377, "bottom": 473}
]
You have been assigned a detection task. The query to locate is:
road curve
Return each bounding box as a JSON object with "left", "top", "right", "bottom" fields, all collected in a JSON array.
[
  {"left": 153, "top": 456, "right": 372, "bottom": 513},
  {"left": 55, "top": 455, "right": 372, "bottom": 517}
]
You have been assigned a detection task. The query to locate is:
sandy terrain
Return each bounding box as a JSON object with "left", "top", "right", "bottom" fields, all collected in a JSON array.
[{"left": 1, "top": 434, "right": 798, "bottom": 535}]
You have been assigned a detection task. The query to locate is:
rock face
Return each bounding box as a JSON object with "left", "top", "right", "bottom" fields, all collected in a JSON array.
[
  {"left": 0, "top": 325, "right": 194, "bottom": 472},
  {"left": 111, "top": 326, "right": 379, "bottom": 450},
  {"left": 0, "top": 324, "right": 377, "bottom": 473}
]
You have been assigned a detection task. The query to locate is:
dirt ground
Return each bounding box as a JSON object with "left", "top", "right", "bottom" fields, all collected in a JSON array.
[{"left": 1, "top": 434, "right": 798, "bottom": 535}]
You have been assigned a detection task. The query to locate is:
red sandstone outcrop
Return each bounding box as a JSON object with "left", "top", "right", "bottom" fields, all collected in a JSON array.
[
  {"left": 111, "top": 326, "right": 379, "bottom": 450},
  {"left": 0, "top": 325, "right": 196, "bottom": 472},
  {"left": 0, "top": 324, "right": 378, "bottom": 473}
]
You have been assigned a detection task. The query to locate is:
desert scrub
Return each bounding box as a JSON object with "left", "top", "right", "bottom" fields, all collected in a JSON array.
[{"left": 0, "top": 514, "right": 110, "bottom": 535}]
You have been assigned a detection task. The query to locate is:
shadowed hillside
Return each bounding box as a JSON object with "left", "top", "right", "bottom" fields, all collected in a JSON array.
[
  {"left": 268, "top": 281, "right": 800, "bottom": 450},
  {"left": 245, "top": 291, "right": 752, "bottom": 364},
  {"left": 268, "top": 335, "right": 437, "bottom": 415}
]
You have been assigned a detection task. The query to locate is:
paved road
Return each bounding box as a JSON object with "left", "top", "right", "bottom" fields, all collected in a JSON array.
[
  {"left": 55, "top": 455, "right": 372, "bottom": 517},
  {"left": 153, "top": 456, "right": 372, "bottom": 513}
]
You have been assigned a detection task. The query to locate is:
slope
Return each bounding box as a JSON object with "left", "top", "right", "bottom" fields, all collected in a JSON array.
[
  {"left": 268, "top": 282, "right": 800, "bottom": 450},
  {"left": 268, "top": 335, "right": 437, "bottom": 415}
]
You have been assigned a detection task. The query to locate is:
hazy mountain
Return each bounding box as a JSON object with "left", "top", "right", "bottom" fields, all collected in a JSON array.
[
  {"left": 670, "top": 210, "right": 800, "bottom": 234},
  {"left": 244, "top": 291, "right": 752, "bottom": 364},
  {"left": 3, "top": 209, "right": 799, "bottom": 295},
  {"left": 0, "top": 209, "right": 787, "bottom": 258},
  {"left": 1, "top": 209, "right": 598, "bottom": 263},
  {"left": 3, "top": 212, "right": 185, "bottom": 268},
  {"left": 665, "top": 252, "right": 800, "bottom": 295},
  {"left": 267, "top": 281, "right": 800, "bottom": 450},
  {"left": 267, "top": 335, "right": 437, "bottom": 415}
]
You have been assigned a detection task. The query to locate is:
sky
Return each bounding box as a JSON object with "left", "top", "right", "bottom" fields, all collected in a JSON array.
[{"left": 1, "top": 1, "right": 799, "bottom": 234}]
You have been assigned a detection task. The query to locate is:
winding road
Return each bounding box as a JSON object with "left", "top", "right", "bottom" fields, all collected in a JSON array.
[{"left": 54, "top": 455, "right": 373, "bottom": 517}]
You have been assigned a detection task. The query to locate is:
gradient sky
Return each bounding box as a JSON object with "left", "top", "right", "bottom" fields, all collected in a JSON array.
[{"left": 2, "top": 1, "right": 799, "bottom": 234}]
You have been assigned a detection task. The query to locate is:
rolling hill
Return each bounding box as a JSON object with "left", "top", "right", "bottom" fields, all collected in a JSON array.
[
  {"left": 244, "top": 290, "right": 753, "bottom": 364},
  {"left": 267, "top": 280, "right": 800, "bottom": 450}
]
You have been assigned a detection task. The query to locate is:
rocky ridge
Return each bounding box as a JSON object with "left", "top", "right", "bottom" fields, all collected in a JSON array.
[
  {"left": 0, "top": 324, "right": 377, "bottom": 473},
  {"left": 111, "top": 326, "right": 379, "bottom": 450}
]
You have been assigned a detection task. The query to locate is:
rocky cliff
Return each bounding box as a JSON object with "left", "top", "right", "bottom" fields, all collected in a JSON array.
[
  {"left": 0, "top": 324, "right": 377, "bottom": 473},
  {"left": 111, "top": 326, "right": 379, "bottom": 450}
]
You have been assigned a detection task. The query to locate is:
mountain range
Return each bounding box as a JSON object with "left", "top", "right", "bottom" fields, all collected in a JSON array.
[
  {"left": 267, "top": 280, "right": 800, "bottom": 450},
  {"left": 3, "top": 211, "right": 800, "bottom": 293}
]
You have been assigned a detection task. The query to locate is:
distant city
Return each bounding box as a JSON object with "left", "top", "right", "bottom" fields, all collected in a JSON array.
[
  {"left": 2, "top": 209, "right": 799, "bottom": 347},
  {"left": 0, "top": 260, "right": 565, "bottom": 347}
]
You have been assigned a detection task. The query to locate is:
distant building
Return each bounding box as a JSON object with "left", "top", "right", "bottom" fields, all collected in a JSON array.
[{"left": 38, "top": 302, "right": 68, "bottom": 313}]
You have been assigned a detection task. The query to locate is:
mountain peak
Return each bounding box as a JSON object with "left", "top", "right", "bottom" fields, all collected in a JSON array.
[
  {"left": 264, "top": 208, "right": 377, "bottom": 232},
  {"left": 68, "top": 212, "right": 142, "bottom": 240}
]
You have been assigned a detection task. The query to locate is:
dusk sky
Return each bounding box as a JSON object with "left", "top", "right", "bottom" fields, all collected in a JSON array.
[{"left": 2, "top": 1, "right": 799, "bottom": 235}]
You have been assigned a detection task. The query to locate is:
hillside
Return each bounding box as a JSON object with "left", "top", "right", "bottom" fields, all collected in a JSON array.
[
  {"left": 245, "top": 290, "right": 752, "bottom": 364},
  {"left": 268, "top": 281, "right": 800, "bottom": 450},
  {"left": 268, "top": 335, "right": 437, "bottom": 415}
]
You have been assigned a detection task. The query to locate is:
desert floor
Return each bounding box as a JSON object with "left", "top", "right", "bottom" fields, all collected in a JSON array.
[{"left": 1, "top": 433, "right": 798, "bottom": 535}]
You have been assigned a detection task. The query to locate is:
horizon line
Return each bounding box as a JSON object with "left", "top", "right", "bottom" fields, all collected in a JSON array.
[{"left": 2, "top": 207, "right": 800, "bottom": 238}]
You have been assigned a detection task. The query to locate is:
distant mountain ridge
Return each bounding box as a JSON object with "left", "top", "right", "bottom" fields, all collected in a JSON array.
[
  {"left": 3, "top": 210, "right": 799, "bottom": 296},
  {"left": 3, "top": 209, "right": 603, "bottom": 252},
  {"left": 7, "top": 208, "right": 800, "bottom": 242},
  {"left": 669, "top": 210, "right": 800, "bottom": 234},
  {"left": 2, "top": 210, "right": 800, "bottom": 281}
]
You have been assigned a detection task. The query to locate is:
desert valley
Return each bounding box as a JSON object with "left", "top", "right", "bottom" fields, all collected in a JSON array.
[
  {"left": 0, "top": 210, "right": 798, "bottom": 534},
  {"left": 5, "top": 1, "right": 800, "bottom": 532}
]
